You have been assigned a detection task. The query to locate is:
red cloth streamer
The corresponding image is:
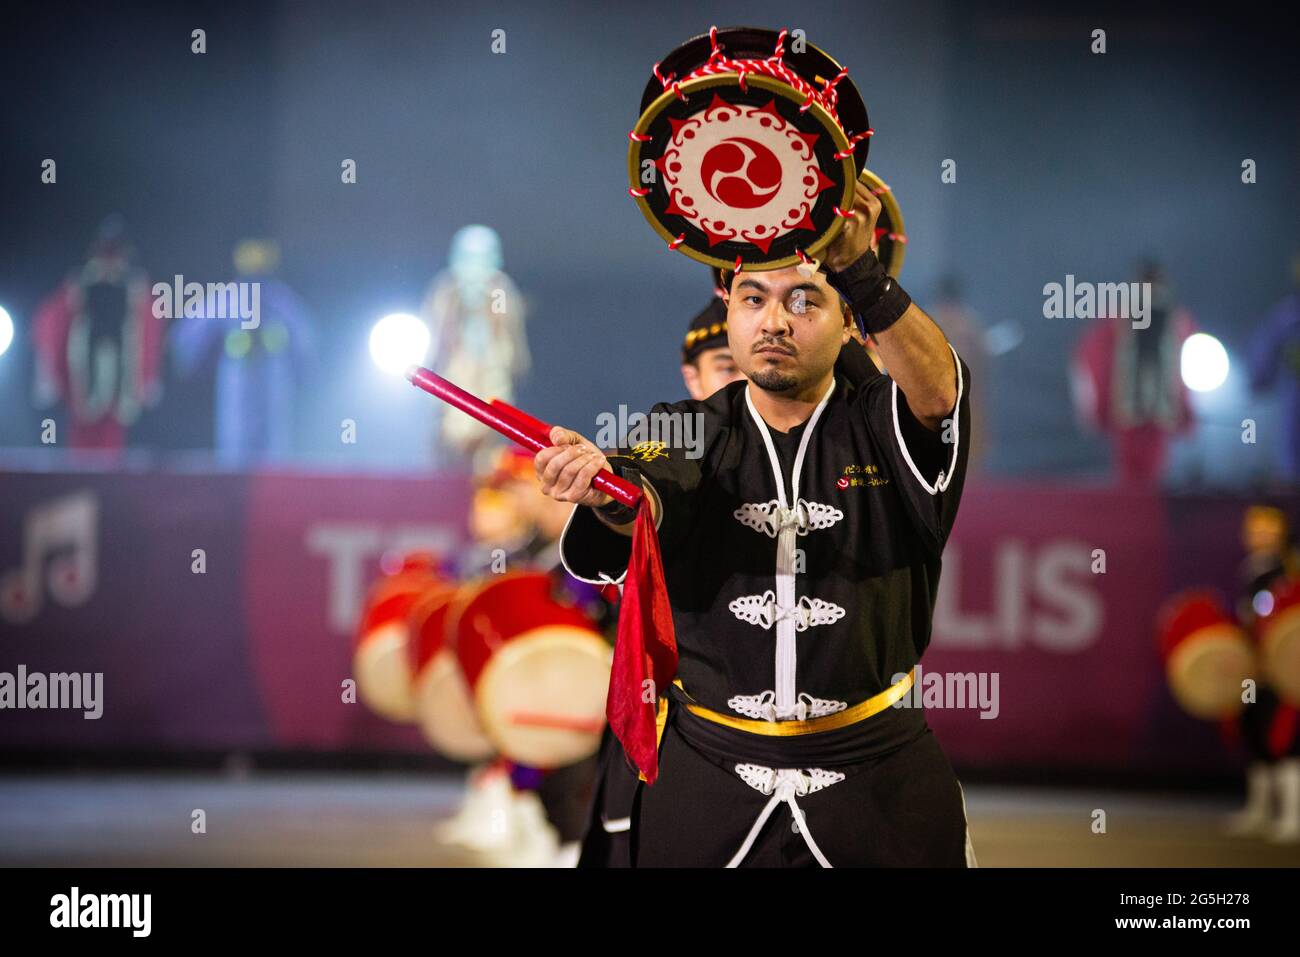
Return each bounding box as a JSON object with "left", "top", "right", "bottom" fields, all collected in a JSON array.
[
  {"left": 608, "top": 503, "right": 678, "bottom": 784},
  {"left": 406, "top": 365, "right": 678, "bottom": 782}
]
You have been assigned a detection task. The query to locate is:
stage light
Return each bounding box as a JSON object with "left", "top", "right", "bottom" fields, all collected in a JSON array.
[
  {"left": 368, "top": 312, "right": 430, "bottom": 376},
  {"left": 1180, "top": 332, "right": 1229, "bottom": 392},
  {"left": 0, "top": 306, "right": 13, "bottom": 358}
]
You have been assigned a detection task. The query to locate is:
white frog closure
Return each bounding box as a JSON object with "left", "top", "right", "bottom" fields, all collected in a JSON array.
[
  {"left": 728, "top": 379, "right": 847, "bottom": 724},
  {"left": 727, "top": 765, "right": 846, "bottom": 868},
  {"left": 733, "top": 499, "right": 843, "bottom": 537}
]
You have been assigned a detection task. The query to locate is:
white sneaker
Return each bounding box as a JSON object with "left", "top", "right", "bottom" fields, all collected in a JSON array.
[
  {"left": 1223, "top": 761, "right": 1274, "bottom": 838},
  {"left": 434, "top": 767, "right": 514, "bottom": 850},
  {"left": 1266, "top": 759, "right": 1300, "bottom": 844},
  {"left": 551, "top": 841, "right": 582, "bottom": 868},
  {"left": 477, "top": 790, "right": 560, "bottom": 867}
]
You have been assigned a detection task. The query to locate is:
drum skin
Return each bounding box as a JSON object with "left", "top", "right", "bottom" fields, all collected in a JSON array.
[
  {"left": 409, "top": 583, "right": 496, "bottom": 762},
  {"left": 352, "top": 554, "right": 441, "bottom": 723},
  {"left": 1259, "top": 577, "right": 1300, "bottom": 706},
  {"left": 1156, "top": 591, "right": 1257, "bottom": 720},
  {"left": 450, "top": 572, "right": 611, "bottom": 769}
]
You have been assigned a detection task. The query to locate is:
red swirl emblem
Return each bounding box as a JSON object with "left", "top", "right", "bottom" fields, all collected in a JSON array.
[{"left": 699, "top": 137, "right": 782, "bottom": 209}]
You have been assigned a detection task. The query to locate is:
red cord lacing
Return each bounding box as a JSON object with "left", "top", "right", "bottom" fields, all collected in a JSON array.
[{"left": 646, "top": 27, "right": 871, "bottom": 145}]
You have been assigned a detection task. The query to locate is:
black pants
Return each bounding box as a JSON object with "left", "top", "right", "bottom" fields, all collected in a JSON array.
[
  {"left": 631, "top": 717, "right": 974, "bottom": 867},
  {"left": 577, "top": 727, "right": 640, "bottom": 868}
]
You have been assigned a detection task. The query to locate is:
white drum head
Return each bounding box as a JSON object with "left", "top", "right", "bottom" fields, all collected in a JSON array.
[
  {"left": 1262, "top": 607, "right": 1300, "bottom": 705},
  {"left": 475, "top": 625, "right": 611, "bottom": 769},
  {"left": 1167, "top": 627, "right": 1255, "bottom": 719},
  {"left": 354, "top": 622, "right": 417, "bottom": 723},
  {"left": 415, "top": 649, "right": 496, "bottom": 762}
]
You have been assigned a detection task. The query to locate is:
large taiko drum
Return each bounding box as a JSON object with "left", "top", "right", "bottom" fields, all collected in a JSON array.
[
  {"left": 409, "top": 582, "right": 496, "bottom": 762},
  {"left": 353, "top": 553, "right": 442, "bottom": 722},
  {"left": 1156, "top": 591, "right": 1257, "bottom": 719},
  {"left": 449, "top": 572, "right": 611, "bottom": 769},
  {"left": 1258, "top": 577, "right": 1300, "bottom": 706}
]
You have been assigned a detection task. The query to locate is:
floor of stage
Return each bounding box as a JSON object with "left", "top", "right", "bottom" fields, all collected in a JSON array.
[{"left": 1, "top": 772, "right": 1297, "bottom": 867}]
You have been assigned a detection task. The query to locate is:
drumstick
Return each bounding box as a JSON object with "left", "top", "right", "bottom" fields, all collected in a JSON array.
[
  {"left": 507, "top": 711, "right": 607, "bottom": 734},
  {"left": 406, "top": 365, "right": 642, "bottom": 508},
  {"left": 490, "top": 398, "right": 552, "bottom": 444}
]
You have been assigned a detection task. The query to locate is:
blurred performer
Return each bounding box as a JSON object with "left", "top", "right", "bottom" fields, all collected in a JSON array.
[
  {"left": 1229, "top": 506, "right": 1300, "bottom": 842},
  {"left": 170, "top": 240, "right": 315, "bottom": 466},
  {"left": 1247, "top": 253, "right": 1300, "bottom": 481},
  {"left": 439, "top": 447, "right": 613, "bottom": 865},
  {"left": 1237, "top": 505, "right": 1300, "bottom": 627},
  {"left": 542, "top": 182, "right": 977, "bottom": 867},
  {"left": 427, "top": 452, "right": 558, "bottom": 862},
  {"left": 459, "top": 447, "right": 538, "bottom": 576},
  {"left": 1072, "top": 260, "right": 1195, "bottom": 486},
  {"left": 32, "top": 215, "right": 165, "bottom": 450},
  {"left": 486, "top": 446, "right": 612, "bottom": 864},
  {"left": 681, "top": 298, "right": 743, "bottom": 401},
  {"left": 422, "top": 226, "right": 529, "bottom": 467}
]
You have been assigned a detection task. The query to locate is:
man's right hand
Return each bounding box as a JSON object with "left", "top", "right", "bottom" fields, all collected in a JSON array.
[{"left": 535, "top": 426, "right": 613, "bottom": 507}]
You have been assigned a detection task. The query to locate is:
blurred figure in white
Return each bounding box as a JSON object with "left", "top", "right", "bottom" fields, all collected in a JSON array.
[{"left": 421, "top": 225, "right": 529, "bottom": 468}]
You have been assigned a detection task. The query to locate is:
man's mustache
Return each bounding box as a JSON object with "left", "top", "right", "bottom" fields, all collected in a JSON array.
[{"left": 753, "top": 339, "right": 796, "bottom": 356}]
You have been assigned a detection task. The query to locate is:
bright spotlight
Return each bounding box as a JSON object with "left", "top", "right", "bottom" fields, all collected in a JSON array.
[
  {"left": 0, "top": 306, "right": 13, "bottom": 358},
  {"left": 369, "top": 313, "right": 430, "bottom": 376},
  {"left": 1180, "top": 332, "right": 1229, "bottom": 393}
]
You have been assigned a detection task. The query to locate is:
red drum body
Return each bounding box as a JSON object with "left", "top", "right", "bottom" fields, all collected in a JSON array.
[
  {"left": 1259, "top": 577, "right": 1300, "bottom": 706},
  {"left": 1157, "top": 591, "right": 1256, "bottom": 719},
  {"left": 352, "top": 553, "right": 441, "bottom": 723},
  {"left": 409, "top": 583, "right": 496, "bottom": 762},
  {"left": 451, "top": 572, "right": 610, "bottom": 769}
]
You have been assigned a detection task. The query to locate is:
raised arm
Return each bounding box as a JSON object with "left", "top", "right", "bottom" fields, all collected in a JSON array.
[{"left": 823, "top": 180, "right": 958, "bottom": 430}]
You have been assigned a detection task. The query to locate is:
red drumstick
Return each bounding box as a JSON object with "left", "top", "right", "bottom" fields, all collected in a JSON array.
[
  {"left": 406, "top": 365, "right": 642, "bottom": 508},
  {"left": 490, "top": 398, "right": 552, "bottom": 443}
]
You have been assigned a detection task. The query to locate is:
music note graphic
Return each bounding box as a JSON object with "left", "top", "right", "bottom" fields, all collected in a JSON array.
[{"left": 0, "top": 491, "right": 98, "bottom": 624}]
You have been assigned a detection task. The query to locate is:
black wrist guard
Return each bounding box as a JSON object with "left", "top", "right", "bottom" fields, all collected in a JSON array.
[
  {"left": 592, "top": 464, "right": 640, "bottom": 524},
  {"left": 593, "top": 496, "right": 637, "bottom": 524},
  {"left": 826, "top": 249, "right": 912, "bottom": 336}
]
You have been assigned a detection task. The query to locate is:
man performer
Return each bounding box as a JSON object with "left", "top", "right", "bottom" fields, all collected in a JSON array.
[
  {"left": 578, "top": 282, "right": 889, "bottom": 866},
  {"left": 538, "top": 180, "right": 976, "bottom": 867}
]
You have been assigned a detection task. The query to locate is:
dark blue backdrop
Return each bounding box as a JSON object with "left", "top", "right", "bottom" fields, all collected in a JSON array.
[{"left": 0, "top": 0, "right": 1295, "bottom": 481}]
